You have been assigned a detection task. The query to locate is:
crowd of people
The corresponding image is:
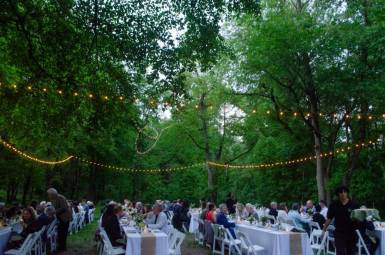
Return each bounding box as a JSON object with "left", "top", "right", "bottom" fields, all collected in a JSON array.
[
  {"left": 197, "top": 187, "right": 379, "bottom": 255},
  {"left": 0, "top": 188, "right": 94, "bottom": 254},
  {"left": 99, "top": 198, "right": 192, "bottom": 247}
]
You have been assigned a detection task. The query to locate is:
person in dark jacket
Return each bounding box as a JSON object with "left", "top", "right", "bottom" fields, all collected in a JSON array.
[
  {"left": 312, "top": 204, "right": 326, "bottom": 229},
  {"left": 172, "top": 199, "right": 190, "bottom": 232},
  {"left": 322, "top": 186, "right": 359, "bottom": 255},
  {"left": 216, "top": 204, "right": 236, "bottom": 239},
  {"left": 47, "top": 188, "right": 72, "bottom": 252},
  {"left": 104, "top": 204, "right": 124, "bottom": 247},
  {"left": 225, "top": 192, "right": 237, "bottom": 215}
]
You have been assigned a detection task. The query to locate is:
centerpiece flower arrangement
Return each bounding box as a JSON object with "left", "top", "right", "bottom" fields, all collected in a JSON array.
[
  {"left": 260, "top": 216, "right": 268, "bottom": 226},
  {"left": 247, "top": 215, "right": 256, "bottom": 225},
  {"left": 306, "top": 208, "right": 314, "bottom": 216},
  {"left": 126, "top": 208, "right": 138, "bottom": 219}
]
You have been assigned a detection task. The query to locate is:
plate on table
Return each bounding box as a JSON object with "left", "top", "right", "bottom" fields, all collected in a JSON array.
[
  {"left": 125, "top": 227, "right": 137, "bottom": 233},
  {"left": 151, "top": 229, "right": 160, "bottom": 233}
]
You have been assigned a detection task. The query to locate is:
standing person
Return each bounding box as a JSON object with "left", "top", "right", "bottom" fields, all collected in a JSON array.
[
  {"left": 47, "top": 188, "right": 72, "bottom": 253},
  {"left": 322, "top": 186, "right": 359, "bottom": 255},
  {"left": 226, "top": 192, "right": 237, "bottom": 215},
  {"left": 172, "top": 200, "right": 190, "bottom": 232}
]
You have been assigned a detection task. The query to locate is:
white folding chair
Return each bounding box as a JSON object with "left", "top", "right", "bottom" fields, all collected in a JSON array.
[
  {"left": 168, "top": 226, "right": 177, "bottom": 248},
  {"left": 169, "top": 229, "right": 185, "bottom": 255},
  {"left": 309, "top": 221, "right": 322, "bottom": 245},
  {"left": 311, "top": 231, "right": 328, "bottom": 255},
  {"left": 46, "top": 219, "right": 58, "bottom": 253},
  {"left": 5, "top": 232, "right": 36, "bottom": 255},
  {"left": 223, "top": 228, "right": 242, "bottom": 255},
  {"left": 326, "top": 225, "right": 336, "bottom": 255},
  {"left": 100, "top": 229, "right": 125, "bottom": 255},
  {"left": 236, "top": 231, "right": 264, "bottom": 255},
  {"left": 212, "top": 224, "right": 225, "bottom": 255},
  {"left": 356, "top": 230, "right": 370, "bottom": 255},
  {"left": 198, "top": 218, "right": 205, "bottom": 246}
]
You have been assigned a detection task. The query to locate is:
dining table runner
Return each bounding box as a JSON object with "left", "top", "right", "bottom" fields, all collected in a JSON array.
[
  {"left": 289, "top": 232, "right": 303, "bottom": 255},
  {"left": 141, "top": 232, "right": 156, "bottom": 255},
  {"left": 122, "top": 225, "right": 168, "bottom": 255}
]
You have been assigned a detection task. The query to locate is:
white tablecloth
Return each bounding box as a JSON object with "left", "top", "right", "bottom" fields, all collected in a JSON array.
[
  {"left": 189, "top": 212, "right": 200, "bottom": 233},
  {"left": 236, "top": 224, "right": 313, "bottom": 255},
  {"left": 122, "top": 226, "right": 168, "bottom": 255},
  {"left": 0, "top": 227, "right": 12, "bottom": 255},
  {"left": 375, "top": 228, "right": 385, "bottom": 255}
]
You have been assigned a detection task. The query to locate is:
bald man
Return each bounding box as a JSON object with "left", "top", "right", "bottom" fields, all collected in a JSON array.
[{"left": 47, "top": 188, "right": 72, "bottom": 252}]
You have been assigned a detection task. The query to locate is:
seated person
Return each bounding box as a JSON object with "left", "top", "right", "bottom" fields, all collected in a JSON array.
[
  {"left": 205, "top": 203, "right": 216, "bottom": 223},
  {"left": 288, "top": 203, "right": 311, "bottom": 231},
  {"left": 36, "top": 204, "right": 50, "bottom": 227},
  {"left": 357, "top": 217, "right": 379, "bottom": 255},
  {"left": 45, "top": 206, "right": 56, "bottom": 224},
  {"left": 278, "top": 203, "right": 288, "bottom": 218},
  {"left": 7, "top": 207, "right": 41, "bottom": 249},
  {"left": 235, "top": 203, "right": 246, "bottom": 219},
  {"left": 104, "top": 204, "right": 124, "bottom": 247},
  {"left": 148, "top": 203, "right": 169, "bottom": 233},
  {"left": 102, "top": 204, "right": 116, "bottom": 228},
  {"left": 244, "top": 203, "right": 259, "bottom": 220},
  {"left": 216, "top": 204, "right": 236, "bottom": 239},
  {"left": 268, "top": 202, "right": 278, "bottom": 223},
  {"left": 312, "top": 205, "right": 326, "bottom": 229}
]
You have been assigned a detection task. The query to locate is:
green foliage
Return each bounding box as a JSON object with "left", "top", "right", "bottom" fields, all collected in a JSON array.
[{"left": 0, "top": 0, "right": 384, "bottom": 217}]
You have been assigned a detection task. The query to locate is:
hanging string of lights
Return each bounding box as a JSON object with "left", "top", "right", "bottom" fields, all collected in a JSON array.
[
  {"left": 1, "top": 82, "right": 385, "bottom": 122},
  {"left": 0, "top": 135, "right": 378, "bottom": 173},
  {"left": 208, "top": 139, "right": 377, "bottom": 170},
  {"left": 0, "top": 138, "right": 73, "bottom": 165}
]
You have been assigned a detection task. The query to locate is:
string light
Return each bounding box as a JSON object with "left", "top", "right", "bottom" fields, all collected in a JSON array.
[
  {"left": 208, "top": 139, "right": 375, "bottom": 170},
  {"left": 1, "top": 82, "right": 384, "bottom": 123},
  {"left": 0, "top": 138, "right": 73, "bottom": 165}
]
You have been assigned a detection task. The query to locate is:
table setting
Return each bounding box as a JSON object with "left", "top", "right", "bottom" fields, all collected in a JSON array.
[
  {"left": 235, "top": 218, "right": 313, "bottom": 255},
  {"left": 120, "top": 217, "right": 168, "bottom": 255}
]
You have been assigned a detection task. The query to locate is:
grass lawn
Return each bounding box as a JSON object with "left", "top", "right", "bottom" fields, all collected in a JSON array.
[{"left": 66, "top": 208, "right": 100, "bottom": 255}]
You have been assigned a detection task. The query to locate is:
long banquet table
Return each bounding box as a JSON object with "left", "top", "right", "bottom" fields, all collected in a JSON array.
[
  {"left": 189, "top": 212, "right": 200, "bottom": 233},
  {"left": 122, "top": 225, "right": 168, "bottom": 255},
  {"left": 0, "top": 227, "right": 12, "bottom": 255},
  {"left": 236, "top": 223, "right": 313, "bottom": 255}
]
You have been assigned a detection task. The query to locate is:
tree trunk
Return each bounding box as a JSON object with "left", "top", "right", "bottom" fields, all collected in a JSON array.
[
  {"left": 313, "top": 133, "right": 326, "bottom": 201},
  {"left": 199, "top": 93, "right": 216, "bottom": 202}
]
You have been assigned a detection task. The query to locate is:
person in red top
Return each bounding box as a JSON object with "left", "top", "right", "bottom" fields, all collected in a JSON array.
[{"left": 205, "top": 203, "right": 216, "bottom": 223}]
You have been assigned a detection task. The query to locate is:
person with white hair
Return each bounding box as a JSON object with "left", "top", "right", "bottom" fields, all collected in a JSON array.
[
  {"left": 47, "top": 188, "right": 72, "bottom": 252},
  {"left": 245, "top": 203, "right": 259, "bottom": 220},
  {"left": 216, "top": 204, "right": 236, "bottom": 238},
  {"left": 147, "top": 203, "right": 169, "bottom": 233}
]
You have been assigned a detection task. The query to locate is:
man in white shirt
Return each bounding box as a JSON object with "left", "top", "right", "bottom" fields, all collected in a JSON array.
[
  {"left": 148, "top": 203, "right": 169, "bottom": 233},
  {"left": 319, "top": 200, "right": 328, "bottom": 219}
]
